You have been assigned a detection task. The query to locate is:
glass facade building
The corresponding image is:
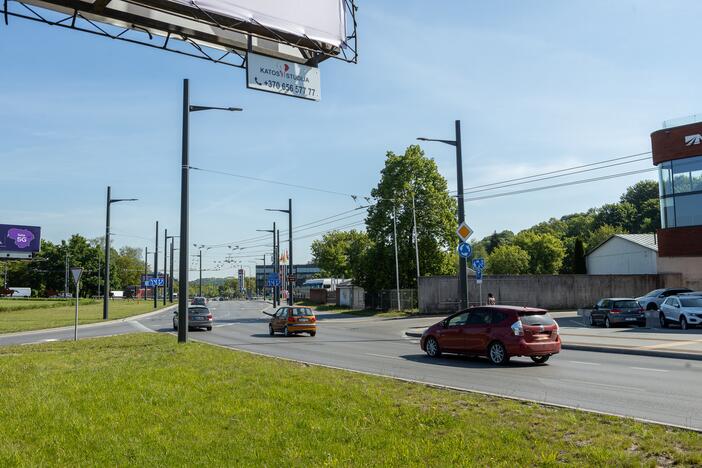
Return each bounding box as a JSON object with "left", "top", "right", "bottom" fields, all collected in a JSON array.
[{"left": 658, "top": 154, "right": 702, "bottom": 228}]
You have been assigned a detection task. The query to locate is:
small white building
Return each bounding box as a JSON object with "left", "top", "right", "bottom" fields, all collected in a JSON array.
[{"left": 586, "top": 234, "right": 658, "bottom": 275}]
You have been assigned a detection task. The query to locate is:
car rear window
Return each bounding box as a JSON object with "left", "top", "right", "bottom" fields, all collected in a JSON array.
[
  {"left": 291, "top": 308, "right": 313, "bottom": 316},
  {"left": 518, "top": 312, "right": 555, "bottom": 326},
  {"left": 189, "top": 307, "right": 208, "bottom": 313},
  {"left": 681, "top": 298, "right": 702, "bottom": 307},
  {"left": 613, "top": 300, "right": 639, "bottom": 308}
]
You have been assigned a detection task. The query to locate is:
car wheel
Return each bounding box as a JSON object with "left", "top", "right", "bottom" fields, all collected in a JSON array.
[
  {"left": 660, "top": 313, "right": 668, "bottom": 328},
  {"left": 530, "top": 355, "right": 550, "bottom": 364},
  {"left": 284, "top": 326, "right": 290, "bottom": 337},
  {"left": 269, "top": 324, "right": 275, "bottom": 336},
  {"left": 309, "top": 331, "right": 316, "bottom": 337},
  {"left": 425, "top": 337, "right": 441, "bottom": 358},
  {"left": 680, "top": 316, "right": 688, "bottom": 330},
  {"left": 646, "top": 302, "right": 658, "bottom": 311},
  {"left": 605, "top": 317, "right": 612, "bottom": 328},
  {"left": 488, "top": 341, "right": 509, "bottom": 365}
]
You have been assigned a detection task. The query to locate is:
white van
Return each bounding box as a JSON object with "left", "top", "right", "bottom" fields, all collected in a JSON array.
[{"left": 8, "top": 287, "right": 31, "bottom": 297}]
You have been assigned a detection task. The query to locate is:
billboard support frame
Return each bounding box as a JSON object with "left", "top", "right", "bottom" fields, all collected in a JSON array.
[{"left": 1, "top": 0, "right": 358, "bottom": 69}]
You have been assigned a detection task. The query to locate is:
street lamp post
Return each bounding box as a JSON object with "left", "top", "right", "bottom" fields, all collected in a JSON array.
[
  {"left": 256, "top": 224, "right": 276, "bottom": 307},
  {"left": 165, "top": 234, "right": 178, "bottom": 303},
  {"left": 418, "top": 120, "right": 468, "bottom": 309},
  {"left": 103, "top": 186, "right": 138, "bottom": 319},
  {"left": 265, "top": 198, "right": 293, "bottom": 305},
  {"left": 154, "top": 221, "right": 159, "bottom": 308},
  {"left": 178, "top": 78, "right": 242, "bottom": 343}
]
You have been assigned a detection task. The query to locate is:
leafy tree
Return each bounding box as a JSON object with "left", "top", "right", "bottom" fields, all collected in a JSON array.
[
  {"left": 310, "top": 230, "right": 370, "bottom": 279},
  {"left": 621, "top": 180, "right": 658, "bottom": 210},
  {"left": 586, "top": 224, "right": 623, "bottom": 251},
  {"left": 592, "top": 202, "right": 636, "bottom": 232},
  {"left": 364, "top": 145, "right": 457, "bottom": 290},
  {"left": 486, "top": 245, "right": 530, "bottom": 274},
  {"left": 513, "top": 231, "right": 565, "bottom": 274},
  {"left": 485, "top": 230, "right": 515, "bottom": 254},
  {"left": 573, "top": 237, "right": 586, "bottom": 274}
]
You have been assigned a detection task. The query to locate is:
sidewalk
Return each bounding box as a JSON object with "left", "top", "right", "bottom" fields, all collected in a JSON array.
[{"left": 405, "top": 311, "right": 702, "bottom": 361}]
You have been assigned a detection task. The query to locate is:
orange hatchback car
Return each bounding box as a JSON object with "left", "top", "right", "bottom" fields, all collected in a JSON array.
[{"left": 265, "top": 306, "right": 317, "bottom": 337}]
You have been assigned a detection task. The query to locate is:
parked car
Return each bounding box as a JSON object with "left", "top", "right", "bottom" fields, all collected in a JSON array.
[
  {"left": 420, "top": 306, "right": 561, "bottom": 365},
  {"left": 191, "top": 296, "right": 207, "bottom": 306},
  {"left": 173, "top": 305, "right": 213, "bottom": 331},
  {"left": 659, "top": 296, "right": 702, "bottom": 330},
  {"left": 264, "top": 306, "right": 317, "bottom": 337},
  {"left": 681, "top": 291, "right": 702, "bottom": 297},
  {"left": 585, "top": 298, "right": 645, "bottom": 328},
  {"left": 636, "top": 288, "right": 693, "bottom": 311}
]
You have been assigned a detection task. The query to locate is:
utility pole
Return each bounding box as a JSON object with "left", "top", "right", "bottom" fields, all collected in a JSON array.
[
  {"left": 393, "top": 204, "right": 402, "bottom": 311},
  {"left": 412, "top": 194, "right": 420, "bottom": 279},
  {"left": 144, "top": 246, "right": 148, "bottom": 301},
  {"left": 103, "top": 186, "right": 137, "bottom": 318},
  {"left": 64, "top": 251, "right": 69, "bottom": 298},
  {"left": 276, "top": 229, "right": 281, "bottom": 305},
  {"left": 288, "top": 199, "right": 293, "bottom": 305},
  {"left": 153, "top": 220, "right": 159, "bottom": 308},
  {"left": 417, "top": 120, "right": 468, "bottom": 309},
  {"left": 169, "top": 238, "right": 175, "bottom": 303},
  {"left": 262, "top": 254, "right": 266, "bottom": 301},
  {"left": 163, "top": 228, "right": 168, "bottom": 306},
  {"left": 97, "top": 255, "right": 101, "bottom": 298},
  {"left": 198, "top": 249, "right": 202, "bottom": 297}
]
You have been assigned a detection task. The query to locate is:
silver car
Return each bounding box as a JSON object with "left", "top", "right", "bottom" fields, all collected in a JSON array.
[
  {"left": 173, "top": 305, "right": 213, "bottom": 331},
  {"left": 636, "top": 288, "right": 692, "bottom": 311},
  {"left": 659, "top": 295, "right": 702, "bottom": 330}
]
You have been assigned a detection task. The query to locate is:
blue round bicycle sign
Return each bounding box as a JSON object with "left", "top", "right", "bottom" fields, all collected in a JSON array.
[{"left": 457, "top": 242, "right": 472, "bottom": 258}]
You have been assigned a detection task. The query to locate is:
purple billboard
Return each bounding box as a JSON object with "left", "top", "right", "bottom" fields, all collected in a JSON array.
[{"left": 0, "top": 224, "right": 42, "bottom": 253}]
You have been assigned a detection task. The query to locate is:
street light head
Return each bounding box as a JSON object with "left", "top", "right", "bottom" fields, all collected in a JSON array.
[
  {"left": 227, "top": 107, "right": 244, "bottom": 112},
  {"left": 417, "top": 137, "right": 428, "bottom": 141}
]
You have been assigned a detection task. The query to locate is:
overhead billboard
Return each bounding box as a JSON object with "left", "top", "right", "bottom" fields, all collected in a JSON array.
[
  {"left": 247, "top": 52, "right": 321, "bottom": 101},
  {"left": 6, "top": 0, "right": 357, "bottom": 66},
  {"left": 0, "top": 224, "right": 41, "bottom": 258}
]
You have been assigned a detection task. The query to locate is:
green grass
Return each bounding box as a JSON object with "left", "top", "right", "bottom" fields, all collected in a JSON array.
[
  {"left": 0, "top": 333, "right": 699, "bottom": 466},
  {"left": 0, "top": 299, "right": 171, "bottom": 334}
]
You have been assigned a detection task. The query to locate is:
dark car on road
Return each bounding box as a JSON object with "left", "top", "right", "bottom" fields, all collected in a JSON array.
[
  {"left": 173, "top": 305, "right": 213, "bottom": 331},
  {"left": 587, "top": 298, "right": 645, "bottom": 328},
  {"left": 420, "top": 306, "right": 561, "bottom": 365},
  {"left": 636, "top": 288, "right": 692, "bottom": 311}
]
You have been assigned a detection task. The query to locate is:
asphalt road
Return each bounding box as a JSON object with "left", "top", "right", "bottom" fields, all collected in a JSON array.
[{"left": 3, "top": 300, "right": 702, "bottom": 430}]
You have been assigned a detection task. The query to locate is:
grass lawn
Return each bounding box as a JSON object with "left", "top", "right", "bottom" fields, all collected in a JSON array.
[
  {"left": 0, "top": 333, "right": 699, "bottom": 466},
  {"left": 0, "top": 299, "right": 171, "bottom": 334}
]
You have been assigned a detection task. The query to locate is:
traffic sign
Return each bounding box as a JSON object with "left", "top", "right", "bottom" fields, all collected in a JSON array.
[
  {"left": 457, "top": 242, "right": 472, "bottom": 259},
  {"left": 472, "top": 258, "right": 485, "bottom": 270},
  {"left": 267, "top": 273, "right": 280, "bottom": 287},
  {"left": 287, "top": 275, "right": 296, "bottom": 283},
  {"left": 456, "top": 222, "right": 473, "bottom": 242},
  {"left": 476, "top": 268, "right": 483, "bottom": 284},
  {"left": 70, "top": 267, "right": 82, "bottom": 283}
]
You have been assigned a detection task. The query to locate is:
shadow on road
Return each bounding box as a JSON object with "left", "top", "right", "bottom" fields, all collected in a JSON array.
[{"left": 400, "top": 353, "right": 544, "bottom": 368}]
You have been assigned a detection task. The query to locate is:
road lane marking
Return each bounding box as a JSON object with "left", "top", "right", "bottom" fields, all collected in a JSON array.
[
  {"left": 365, "top": 353, "right": 403, "bottom": 360},
  {"left": 641, "top": 339, "right": 702, "bottom": 350},
  {"left": 43, "top": 339, "right": 58, "bottom": 342},
  {"left": 567, "top": 360, "right": 600, "bottom": 366},
  {"left": 560, "top": 378, "right": 644, "bottom": 393},
  {"left": 630, "top": 367, "right": 668, "bottom": 373}
]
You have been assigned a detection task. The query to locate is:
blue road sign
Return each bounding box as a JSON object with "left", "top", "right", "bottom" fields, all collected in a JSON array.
[
  {"left": 267, "top": 273, "right": 280, "bottom": 287},
  {"left": 475, "top": 269, "right": 483, "bottom": 280},
  {"left": 457, "top": 242, "right": 472, "bottom": 259},
  {"left": 472, "top": 258, "right": 485, "bottom": 270}
]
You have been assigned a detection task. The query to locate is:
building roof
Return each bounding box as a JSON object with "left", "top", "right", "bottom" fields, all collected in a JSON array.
[{"left": 587, "top": 233, "right": 658, "bottom": 256}]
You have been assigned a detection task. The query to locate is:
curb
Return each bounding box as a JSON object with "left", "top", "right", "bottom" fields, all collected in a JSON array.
[{"left": 403, "top": 330, "right": 702, "bottom": 361}]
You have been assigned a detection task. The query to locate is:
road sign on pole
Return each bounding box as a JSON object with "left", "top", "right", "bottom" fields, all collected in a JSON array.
[
  {"left": 456, "top": 222, "right": 473, "bottom": 242},
  {"left": 472, "top": 258, "right": 485, "bottom": 270},
  {"left": 70, "top": 267, "right": 82, "bottom": 341},
  {"left": 457, "top": 242, "right": 472, "bottom": 259},
  {"left": 475, "top": 268, "right": 483, "bottom": 284},
  {"left": 70, "top": 267, "right": 83, "bottom": 284}
]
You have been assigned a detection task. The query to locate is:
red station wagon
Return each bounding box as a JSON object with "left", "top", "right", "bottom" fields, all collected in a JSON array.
[{"left": 420, "top": 306, "right": 561, "bottom": 365}]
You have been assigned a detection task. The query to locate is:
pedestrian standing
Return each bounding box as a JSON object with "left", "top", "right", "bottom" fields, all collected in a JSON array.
[{"left": 487, "top": 293, "right": 496, "bottom": 305}]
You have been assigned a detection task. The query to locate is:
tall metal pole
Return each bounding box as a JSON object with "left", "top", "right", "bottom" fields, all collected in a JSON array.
[
  {"left": 143, "top": 247, "right": 148, "bottom": 300},
  {"left": 169, "top": 239, "right": 174, "bottom": 303},
  {"left": 198, "top": 249, "right": 202, "bottom": 297},
  {"left": 272, "top": 223, "right": 276, "bottom": 307},
  {"left": 153, "top": 221, "right": 159, "bottom": 308},
  {"left": 163, "top": 228, "right": 168, "bottom": 306},
  {"left": 262, "top": 254, "right": 267, "bottom": 301},
  {"left": 276, "top": 229, "right": 280, "bottom": 305},
  {"left": 97, "top": 256, "right": 101, "bottom": 298},
  {"left": 455, "top": 120, "right": 468, "bottom": 309},
  {"left": 412, "top": 194, "right": 420, "bottom": 279},
  {"left": 393, "top": 204, "right": 402, "bottom": 311},
  {"left": 64, "top": 252, "right": 69, "bottom": 298},
  {"left": 178, "top": 78, "right": 189, "bottom": 343},
  {"left": 74, "top": 278, "right": 79, "bottom": 341},
  {"left": 288, "top": 198, "right": 293, "bottom": 305},
  {"left": 103, "top": 186, "right": 111, "bottom": 318}
]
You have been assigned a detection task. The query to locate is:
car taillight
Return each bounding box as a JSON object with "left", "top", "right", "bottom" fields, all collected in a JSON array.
[
  {"left": 511, "top": 320, "right": 523, "bottom": 336},
  {"left": 554, "top": 322, "right": 560, "bottom": 336},
  {"left": 311, "top": 316, "right": 316, "bottom": 322},
  {"left": 287, "top": 316, "right": 295, "bottom": 323},
  {"left": 610, "top": 309, "right": 621, "bottom": 314},
  {"left": 207, "top": 314, "right": 213, "bottom": 319}
]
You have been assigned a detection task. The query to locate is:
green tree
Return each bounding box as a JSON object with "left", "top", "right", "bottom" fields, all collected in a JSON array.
[
  {"left": 573, "top": 237, "right": 586, "bottom": 274},
  {"left": 310, "top": 230, "right": 370, "bottom": 279},
  {"left": 364, "top": 145, "right": 457, "bottom": 291},
  {"left": 592, "top": 202, "right": 636, "bottom": 232},
  {"left": 485, "top": 230, "right": 515, "bottom": 254},
  {"left": 621, "top": 180, "right": 658, "bottom": 209},
  {"left": 513, "top": 231, "right": 565, "bottom": 274},
  {"left": 486, "top": 245, "right": 530, "bottom": 274}
]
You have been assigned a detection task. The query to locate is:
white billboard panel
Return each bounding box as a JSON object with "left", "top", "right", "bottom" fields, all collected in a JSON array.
[
  {"left": 167, "top": 0, "right": 345, "bottom": 48},
  {"left": 247, "top": 52, "right": 321, "bottom": 101}
]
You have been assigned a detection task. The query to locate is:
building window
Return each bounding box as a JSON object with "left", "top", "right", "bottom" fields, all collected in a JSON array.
[{"left": 659, "top": 155, "right": 702, "bottom": 228}]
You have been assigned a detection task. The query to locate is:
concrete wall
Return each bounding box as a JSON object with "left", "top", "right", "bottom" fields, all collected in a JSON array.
[
  {"left": 586, "top": 237, "right": 657, "bottom": 274},
  {"left": 418, "top": 273, "right": 684, "bottom": 312},
  {"left": 658, "top": 256, "right": 702, "bottom": 290}
]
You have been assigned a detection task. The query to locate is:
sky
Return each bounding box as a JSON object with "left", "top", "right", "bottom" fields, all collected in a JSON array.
[{"left": 2, "top": 0, "right": 701, "bottom": 279}]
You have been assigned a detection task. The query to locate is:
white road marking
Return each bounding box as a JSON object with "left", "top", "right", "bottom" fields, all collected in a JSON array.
[
  {"left": 567, "top": 360, "right": 600, "bottom": 366},
  {"left": 43, "top": 339, "right": 58, "bottom": 342},
  {"left": 630, "top": 367, "right": 668, "bottom": 373},
  {"left": 365, "top": 353, "right": 403, "bottom": 360}
]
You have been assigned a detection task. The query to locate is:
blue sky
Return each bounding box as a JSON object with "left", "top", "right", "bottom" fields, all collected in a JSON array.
[{"left": 2, "top": 0, "right": 701, "bottom": 279}]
